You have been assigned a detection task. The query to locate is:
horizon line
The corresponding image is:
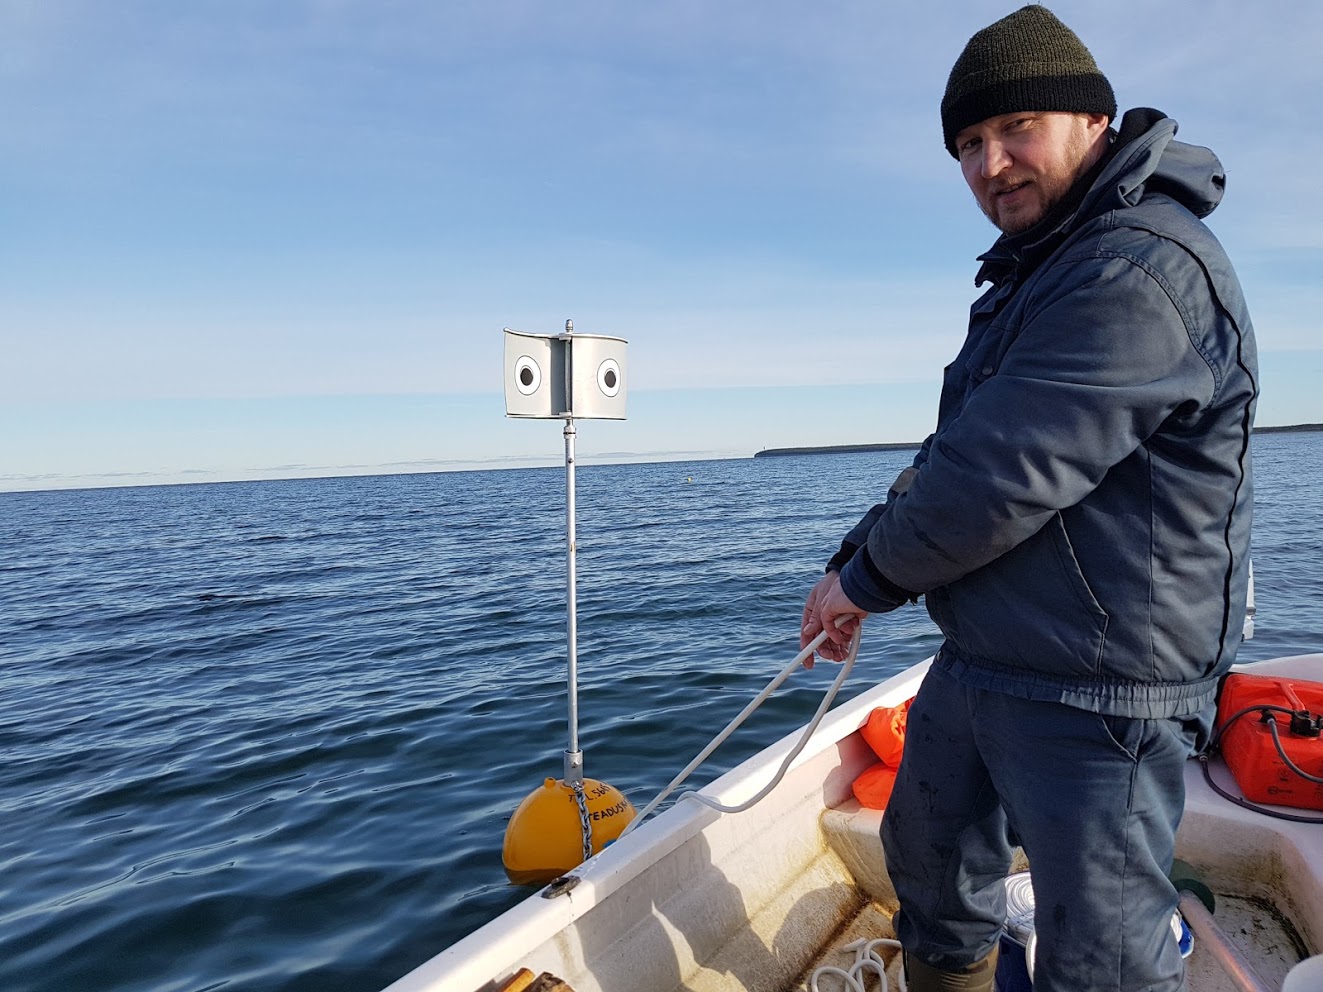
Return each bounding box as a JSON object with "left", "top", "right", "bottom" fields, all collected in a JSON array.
[{"left": 5, "top": 422, "right": 1319, "bottom": 497}]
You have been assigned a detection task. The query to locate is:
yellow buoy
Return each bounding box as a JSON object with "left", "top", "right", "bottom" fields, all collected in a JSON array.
[{"left": 502, "top": 777, "right": 637, "bottom": 885}]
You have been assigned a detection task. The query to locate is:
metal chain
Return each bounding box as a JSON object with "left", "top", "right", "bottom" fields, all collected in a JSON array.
[{"left": 570, "top": 778, "right": 592, "bottom": 862}]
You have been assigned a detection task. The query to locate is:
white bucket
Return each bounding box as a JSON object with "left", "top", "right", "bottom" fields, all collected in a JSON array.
[{"left": 994, "top": 871, "right": 1192, "bottom": 990}]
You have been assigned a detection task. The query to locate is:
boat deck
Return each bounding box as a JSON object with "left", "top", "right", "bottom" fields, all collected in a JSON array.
[{"left": 787, "top": 890, "right": 1307, "bottom": 992}]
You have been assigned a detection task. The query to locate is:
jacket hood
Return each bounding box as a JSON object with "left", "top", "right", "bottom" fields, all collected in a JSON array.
[{"left": 1083, "top": 107, "right": 1225, "bottom": 220}]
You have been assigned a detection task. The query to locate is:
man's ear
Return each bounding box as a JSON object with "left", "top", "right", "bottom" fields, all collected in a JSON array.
[{"left": 1084, "top": 112, "right": 1111, "bottom": 135}]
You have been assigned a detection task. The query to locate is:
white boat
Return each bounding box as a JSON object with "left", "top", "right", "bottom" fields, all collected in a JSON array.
[{"left": 385, "top": 651, "right": 1323, "bottom": 992}]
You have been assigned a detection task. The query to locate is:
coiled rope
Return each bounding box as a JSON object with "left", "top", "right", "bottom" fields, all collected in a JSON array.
[
  {"left": 809, "top": 937, "right": 907, "bottom": 992},
  {"left": 620, "top": 618, "right": 862, "bottom": 837}
]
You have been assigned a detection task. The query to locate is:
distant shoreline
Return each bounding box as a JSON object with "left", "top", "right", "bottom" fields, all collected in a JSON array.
[
  {"left": 754, "top": 423, "right": 1323, "bottom": 458},
  {"left": 1254, "top": 423, "right": 1323, "bottom": 434},
  {"left": 754, "top": 442, "right": 923, "bottom": 458}
]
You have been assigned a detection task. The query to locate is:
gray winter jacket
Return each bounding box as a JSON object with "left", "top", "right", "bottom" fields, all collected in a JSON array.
[{"left": 836, "top": 110, "right": 1257, "bottom": 719}]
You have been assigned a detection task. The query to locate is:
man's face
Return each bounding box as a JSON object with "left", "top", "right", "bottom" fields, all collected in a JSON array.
[{"left": 955, "top": 111, "right": 1110, "bottom": 235}]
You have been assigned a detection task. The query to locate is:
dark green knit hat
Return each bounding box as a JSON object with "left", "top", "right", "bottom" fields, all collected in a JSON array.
[{"left": 941, "top": 4, "right": 1116, "bottom": 157}]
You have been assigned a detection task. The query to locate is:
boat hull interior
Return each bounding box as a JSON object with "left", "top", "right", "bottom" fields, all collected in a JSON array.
[{"left": 387, "top": 655, "right": 1323, "bottom": 992}]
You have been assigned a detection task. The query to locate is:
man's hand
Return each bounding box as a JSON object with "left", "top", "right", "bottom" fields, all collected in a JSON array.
[{"left": 800, "top": 571, "right": 869, "bottom": 668}]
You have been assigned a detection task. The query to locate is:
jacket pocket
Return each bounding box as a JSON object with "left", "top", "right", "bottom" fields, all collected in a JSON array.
[
  {"left": 1047, "top": 514, "right": 1107, "bottom": 621},
  {"left": 944, "top": 513, "right": 1110, "bottom": 678}
]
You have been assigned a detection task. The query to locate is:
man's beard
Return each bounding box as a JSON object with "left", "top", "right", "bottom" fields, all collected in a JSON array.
[{"left": 979, "top": 128, "right": 1095, "bottom": 235}]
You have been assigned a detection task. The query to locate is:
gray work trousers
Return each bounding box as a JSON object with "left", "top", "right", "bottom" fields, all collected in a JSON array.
[{"left": 881, "top": 664, "right": 1210, "bottom": 992}]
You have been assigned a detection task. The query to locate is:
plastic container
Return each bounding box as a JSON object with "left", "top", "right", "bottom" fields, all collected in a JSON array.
[
  {"left": 994, "top": 873, "right": 1036, "bottom": 992},
  {"left": 1217, "top": 673, "right": 1323, "bottom": 811},
  {"left": 993, "top": 872, "right": 1192, "bottom": 990}
]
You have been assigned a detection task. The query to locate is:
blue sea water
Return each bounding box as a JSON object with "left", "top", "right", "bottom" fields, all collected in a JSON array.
[{"left": 2, "top": 435, "right": 1320, "bottom": 992}]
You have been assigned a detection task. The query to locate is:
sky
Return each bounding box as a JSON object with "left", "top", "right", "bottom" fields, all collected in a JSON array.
[{"left": 2, "top": 0, "right": 1321, "bottom": 492}]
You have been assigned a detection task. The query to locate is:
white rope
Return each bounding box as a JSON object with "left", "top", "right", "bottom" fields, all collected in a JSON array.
[
  {"left": 810, "top": 937, "right": 907, "bottom": 992},
  {"left": 620, "top": 618, "right": 862, "bottom": 837}
]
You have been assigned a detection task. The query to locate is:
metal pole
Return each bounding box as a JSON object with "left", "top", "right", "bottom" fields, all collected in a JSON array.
[
  {"left": 563, "top": 398, "right": 583, "bottom": 785},
  {"left": 1177, "top": 893, "right": 1274, "bottom": 992}
]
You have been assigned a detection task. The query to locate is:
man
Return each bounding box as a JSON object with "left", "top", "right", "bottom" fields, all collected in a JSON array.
[{"left": 800, "top": 6, "right": 1257, "bottom": 992}]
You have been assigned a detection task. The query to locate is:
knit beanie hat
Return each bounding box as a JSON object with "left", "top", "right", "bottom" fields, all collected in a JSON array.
[{"left": 941, "top": 4, "right": 1116, "bottom": 158}]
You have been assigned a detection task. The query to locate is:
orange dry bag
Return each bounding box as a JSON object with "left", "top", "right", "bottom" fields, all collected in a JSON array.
[
  {"left": 853, "top": 762, "right": 899, "bottom": 809},
  {"left": 861, "top": 698, "right": 913, "bottom": 768},
  {"left": 852, "top": 697, "right": 915, "bottom": 809}
]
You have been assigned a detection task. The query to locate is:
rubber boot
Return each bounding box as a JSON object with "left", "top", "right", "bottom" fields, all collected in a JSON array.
[{"left": 903, "top": 945, "right": 999, "bottom": 992}]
